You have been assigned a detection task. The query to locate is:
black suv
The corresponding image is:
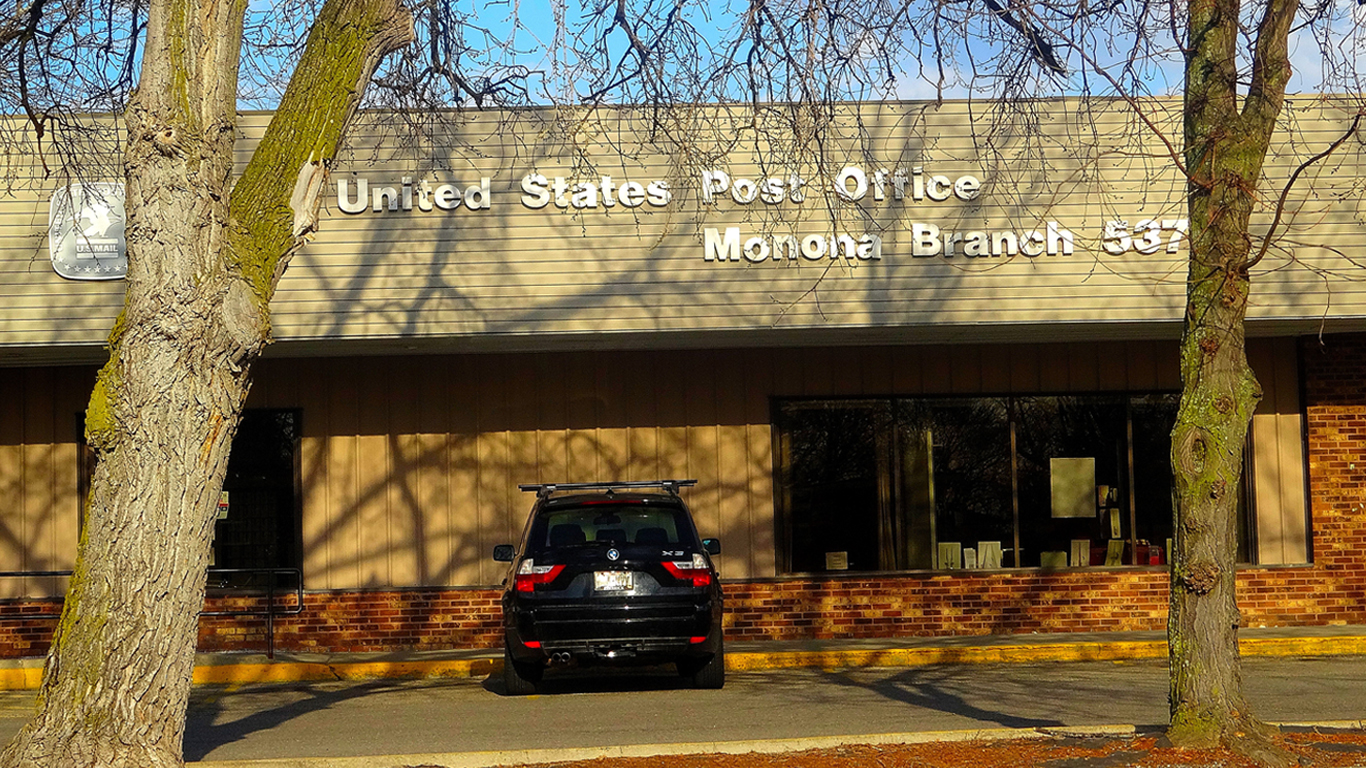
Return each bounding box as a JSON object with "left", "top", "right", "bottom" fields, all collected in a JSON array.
[{"left": 493, "top": 479, "right": 724, "bottom": 694}]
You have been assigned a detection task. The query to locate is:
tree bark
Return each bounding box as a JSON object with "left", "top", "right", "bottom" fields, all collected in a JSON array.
[
  {"left": 1168, "top": 0, "right": 1297, "bottom": 762},
  {"left": 0, "top": 0, "right": 410, "bottom": 764}
]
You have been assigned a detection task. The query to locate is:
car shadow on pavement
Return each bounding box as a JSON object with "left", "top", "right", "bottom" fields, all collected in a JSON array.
[{"left": 482, "top": 664, "right": 693, "bottom": 697}]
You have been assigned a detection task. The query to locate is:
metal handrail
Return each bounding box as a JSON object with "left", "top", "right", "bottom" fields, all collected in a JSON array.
[
  {"left": 202, "top": 567, "right": 303, "bottom": 659},
  {"left": 519, "top": 479, "right": 698, "bottom": 496},
  {"left": 0, "top": 566, "right": 303, "bottom": 659}
]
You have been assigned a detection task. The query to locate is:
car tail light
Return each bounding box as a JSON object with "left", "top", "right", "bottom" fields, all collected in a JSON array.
[
  {"left": 662, "top": 553, "right": 712, "bottom": 587},
  {"left": 514, "top": 560, "right": 565, "bottom": 592}
]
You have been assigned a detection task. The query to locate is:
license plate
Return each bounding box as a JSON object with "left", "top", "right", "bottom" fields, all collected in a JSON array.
[{"left": 594, "top": 571, "right": 634, "bottom": 591}]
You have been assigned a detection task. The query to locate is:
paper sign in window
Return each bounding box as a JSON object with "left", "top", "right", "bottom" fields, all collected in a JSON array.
[{"left": 1050, "top": 457, "right": 1096, "bottom": 518}]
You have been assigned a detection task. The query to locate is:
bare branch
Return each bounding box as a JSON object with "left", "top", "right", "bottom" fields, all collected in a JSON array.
[
  {"left": 1246, "top": 110, "right": 1364, "bottom": 269},
  {"left": 982, "top": 0, "right": 1067, "bottom": 74}
]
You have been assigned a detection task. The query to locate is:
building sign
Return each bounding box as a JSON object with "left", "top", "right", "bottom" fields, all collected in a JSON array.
[
  {"left": 333, "top": 166, "right": 1194, "bottom": 265},
  {"left": 49, "top": 182, "right": 127, "bottom": 280}
]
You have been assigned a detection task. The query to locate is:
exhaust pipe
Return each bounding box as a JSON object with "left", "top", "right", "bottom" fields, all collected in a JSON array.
[{"left": 551, "top": 652, "right": 571, "bottom": 664}]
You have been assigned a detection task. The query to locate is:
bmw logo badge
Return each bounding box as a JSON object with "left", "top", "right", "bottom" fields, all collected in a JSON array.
[{"left": 607, "top": 548, "right": 620, "bottom": 561}]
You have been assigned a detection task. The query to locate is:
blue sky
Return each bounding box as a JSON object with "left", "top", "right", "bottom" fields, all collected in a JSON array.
[{"left": 236, "top": 0, "right": 1365, "bottom": 109}]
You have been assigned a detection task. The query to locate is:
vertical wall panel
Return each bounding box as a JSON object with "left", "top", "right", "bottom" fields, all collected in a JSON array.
[
  {"left": 921, "top": 346, "right": 952, "bottom": 393},
  {"left": 1125, "top": 341, "right": 1158, "bottom": 390},
  {"left": 890, "top": 347, "right": 924, "bottom": 394},
  {"left": 535, "top": 353, "right": 569, "bottom": 485},
  {"left": 326, "top": 357, "right": 363, "bottom": 589},
  {"left": 1248, "top": 338, "right": 1309, "bottom": 565},
  {"left": 476, "top": 356, "right": 514, "bottom": 585},
  {"left": 293, "top": 360, "right": 332, "bottom": 590},
  {"left": 0, "top": 369, "right": 81, "bottom": 596},
  {"left": 770, "top": 349, "right": 804, "bottom": 398},
  {"left": 1067, "top": 343, "right": 1100, "bottom": 391},
  {"left": 1271, "top": 338, "right": 1307, "bottom": 563},
  {"left": 713, "top": 349, "right": 752, "bottom": 579},
  {"left": 682, "top": 352, "right": 723, "bottom": 570},
  {"left": 594, "top": 351, "right": 630, "bottom": 482},
  {"left": 0, "top": 372, "right": 26, "bottom": 598},
  {"left": 1038, "top": 344, "right": 1070, "bottom": 391},
  {"left": 1154, "top": 344, "right": 1182, "bottom": 390},
  {"left": 624, "top": 357, "right": 660, "bottom": 482},
  {"left": 862, "top": 347, "right": 894, "bottom": 395},
  {"left": 565, "top": 354, "right": 599, "bottom": 481},
  {"left": 948, "top": 345, "right": 983, "bottom": 393},
  {"left": 1097, "top": 341, "right": 1129, "bottom": 390},
  {"left": 504, "top": 356, "right": 539, "bottom": 556},
  {"left": 1008, "top": 344, "right": 1040, "bottom": 393},
  {"left": 355, "top": 364, "right": 391, "bottom": 587},
  {"left": 0, "top": 371, "right": 25, "bottom": 598},
  {"left": 22, "top": 369, "right": 55, "bottom": 597},
  {"left": 48, "top": 370, "right": 84, "bottom": 597},
  {"left": 656, "top": 350, "right": 690, "bottom": 480},
  {"left": 980, "top": 344, "right": 1011, "bottom": 393},
  {"left": 743, "top": 348, "right": 776, "bottom": 578},
  {"left": 828, "top": 347, "right": 864, "bottom": 394},
  {"left": 386, "top": 357, "right": 421, "bottom": 588},
  {"left": 22, "top": 369, "right": 54, "bottom": 575},
  {"left": 416, "top": 358, "right": 454, "bottom": 586},
  {"left": 447, "top": 357, "right": 482, "bottom": 584}
]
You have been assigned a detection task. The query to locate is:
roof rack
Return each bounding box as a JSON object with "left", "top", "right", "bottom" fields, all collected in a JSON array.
[{"left": 518, "top": 479, "right": 698, "bottom": 498}]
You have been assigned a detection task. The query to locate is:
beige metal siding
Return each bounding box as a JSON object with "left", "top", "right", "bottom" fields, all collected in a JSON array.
[
  {"left": 1248, "top": 338, "right": 1310, "bottom": 564},
  {"left": 5, "top": 101, "right": 1366, "bottom": 355},
  {"left": 0, "top": 338, "right": 1308, "bottom": 594},
  {"left": 0, "top": 367, "right": 91, "bottom": 597}
]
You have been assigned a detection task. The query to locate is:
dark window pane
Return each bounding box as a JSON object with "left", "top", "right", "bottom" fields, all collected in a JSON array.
[
  {"left": 775, "top": 389, "right": 1257, "bottom": 575},
  {"left": 1131, "top": 394, "right": 1179, "bottom": 564},
  {"left": 1014, "top": 396, "right": 1127, "bottom": 568},
  {"left": 213, "top": 409, "right": 301, "bottom": 582},
  {"left": 779, "top": 402, "right": 888, "bottom": 573},
  {"left": 898, "top": 398, "right": 1013, "bottom": 569},
  {"left": 527, "top": 504, "right": 689, "bottom": 551}
]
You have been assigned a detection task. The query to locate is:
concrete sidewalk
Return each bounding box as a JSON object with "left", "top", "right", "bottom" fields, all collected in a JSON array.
[
  {"left": 191, "top": 723, "right": 1366, "bottom": 768},
  {"left": 2, "top": 623, "right": 1361, "bottom": 690}
]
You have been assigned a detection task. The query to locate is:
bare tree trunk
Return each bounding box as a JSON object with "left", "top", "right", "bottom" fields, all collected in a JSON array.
[
  {"left": 1168, "top": 0, "right": 1297, "bottom": 762},
  {"left": 0, "top": 0, "right": 411, "bottom": 763}
]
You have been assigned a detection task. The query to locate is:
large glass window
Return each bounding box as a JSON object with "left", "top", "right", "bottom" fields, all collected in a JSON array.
[
  {"left": 778, "top": 402, "right": 892, "bottom": 572},
  {"left": 776, "top": 393, "right": 1239, "bottom": 573}
]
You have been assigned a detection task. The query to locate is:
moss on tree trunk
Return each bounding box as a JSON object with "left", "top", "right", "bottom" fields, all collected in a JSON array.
[{"left": 1168, "top": 0, "right": 1298, "bottom": 762}]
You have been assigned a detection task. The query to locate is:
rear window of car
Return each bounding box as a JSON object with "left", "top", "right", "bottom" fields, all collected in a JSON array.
[{"left": 529, "top": 503, "right": 693, "bottom": 550}]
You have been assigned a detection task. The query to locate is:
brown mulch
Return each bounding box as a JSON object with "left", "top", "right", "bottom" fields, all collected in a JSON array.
[{"left": 514, "top": 731, "right": 1366, "bottom": 768}]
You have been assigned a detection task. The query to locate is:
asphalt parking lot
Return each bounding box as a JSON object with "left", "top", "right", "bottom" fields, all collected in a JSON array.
[{"left": 3, "top": 656, "right": 1360, "bottom": 763}]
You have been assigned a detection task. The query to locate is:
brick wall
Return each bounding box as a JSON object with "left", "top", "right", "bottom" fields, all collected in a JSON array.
[
  {"left": 196, "top": 589, "right": 506, "bottom": 653},
  {"left": 1, "top": 561, "right": 1348, "bottom": 658},
  {"left": 1295, "top": 333, "right": 1366, "bottom": 620},
  {"left": 1, "top": 333, "right": 1364, "bottom": 657}
]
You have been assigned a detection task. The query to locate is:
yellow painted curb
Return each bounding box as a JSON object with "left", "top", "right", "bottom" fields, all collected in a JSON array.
[
  {"left": 0, "top": 634, "right": 1362, "bottom": 691},
  {"left": 725, "top": 641, "right": 1169, "bottom": 672},
  {"left": 1241, "top": 635, "right": 1366, "bottom": 658},
  {"left": 191, "top": 658, "right": 499, "bottom": 686},
  {"left": 0, "top": 667, "right": 42, "bottom": 691}
]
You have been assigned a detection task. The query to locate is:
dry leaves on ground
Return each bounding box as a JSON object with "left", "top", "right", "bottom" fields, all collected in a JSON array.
[{"left": 520, "top": 731, "right": 1366, "bottom": 768}]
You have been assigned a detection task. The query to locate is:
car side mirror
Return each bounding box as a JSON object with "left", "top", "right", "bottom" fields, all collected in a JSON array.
[
  {"left": 703, "top": 538, "right": 721, "bottom": 556},
  {"left": 493, "top": 544, "right": 515, "bottom": 562}
]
